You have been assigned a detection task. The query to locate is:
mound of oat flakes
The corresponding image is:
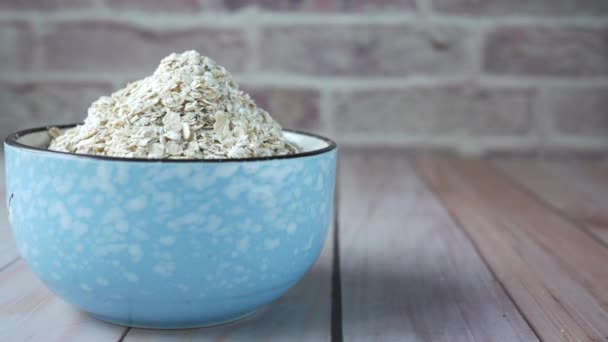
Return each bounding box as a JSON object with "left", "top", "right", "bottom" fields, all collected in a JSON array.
[{"left": 48, "top": 50, "right": 299, "bottom": 159}]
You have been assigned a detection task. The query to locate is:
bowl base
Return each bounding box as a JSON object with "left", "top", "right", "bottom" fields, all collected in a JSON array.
[{"left": 90, "top": 309, "right": 258, "bottom": 330}]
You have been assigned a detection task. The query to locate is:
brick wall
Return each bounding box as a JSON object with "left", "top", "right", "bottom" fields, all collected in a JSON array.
[{"left": 1, "top": 0, "right": 607, "bottom": 155}]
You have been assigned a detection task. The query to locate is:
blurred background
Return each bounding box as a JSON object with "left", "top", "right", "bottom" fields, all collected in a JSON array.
[{"left": 0, "top": 0, "right": 607, "bottom": 156}]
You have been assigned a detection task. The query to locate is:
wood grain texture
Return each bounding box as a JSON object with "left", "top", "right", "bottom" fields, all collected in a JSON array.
[
  {"left": 495, "top": 160, "right": 608, "bottom": 245},
  {"left": 0, "top": 159, "right": 19, "bottom": 268},
  {"left": 339, "top": 152, "right": 536, "bottom": 341},
  {"left": 417, "top": 157, "right": 608, "bottom": 341},
  {"left": 0, "top": 259, "right": 126, "bottom": 341},
  {"left": 124, "top": 221, "right": 335, "bottom": 341},
  {"left": 494, "top": 159, "right": 608, "bottom": 244},
  {"left": 586, "top": 225, "right": 608, "bottom": 248}
]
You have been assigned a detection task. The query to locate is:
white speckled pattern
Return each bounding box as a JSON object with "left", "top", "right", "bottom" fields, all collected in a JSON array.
[{"left": 4, "top": 129, "right": 337, "bottom": 328}]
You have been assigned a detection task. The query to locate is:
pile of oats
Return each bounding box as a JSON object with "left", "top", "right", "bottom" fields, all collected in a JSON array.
[{"left": 48, "top": 51, "right": 299, "bottom": 159}]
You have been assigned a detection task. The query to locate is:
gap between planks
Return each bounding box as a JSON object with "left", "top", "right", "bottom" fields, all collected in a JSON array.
[
  {"left": 416, "top": 157, "right": 608, "bottom": 341},
  {"left": 338, "top": 152, "right": 536, "bottom": 341},
  {"left": 412, "top": 161, "right": 544, "bottom": 342},
  {"left": 330, "top": 185, "right": 343, "bottom": 342}
]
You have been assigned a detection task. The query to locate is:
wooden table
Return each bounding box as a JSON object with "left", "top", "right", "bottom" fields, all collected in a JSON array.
[{"left": 1, "top": 152, "right": 607, "bottom": 341}]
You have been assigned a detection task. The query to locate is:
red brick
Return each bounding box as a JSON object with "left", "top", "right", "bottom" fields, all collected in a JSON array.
[
  {"left": 484, "top": 27, "right": 608, "bottom": 77},
  {"left": 241, "top": 85, "right": 322, "bottom": 130},
  {"left": 28, "top": 82, "right": 115, "bottom": 125},
  {"left": 347, "top": 0, "right": 414, "bottom": 12},
  {"left": 333, "top": 86, "right": 535, "bottom": 136},
  {"left": 222, "top": 0, "right": 327, "bottom": 11},
  {"left": 105, "top": 0, "right": 202, "bottom": 12},
  {"left": 543, "top": 87, "right": 608, "bottom": 137},
  {"left": 0, "top": 22, "right": 34, "bottom": 72},
  {"left": 0, "top": 0, "right": 93, "bottom": 10},
  {"left": 0, "top": 82, "right": 114, "bottom": 141},
  {"left": 260, "top": 24, "right": 474, "bottom": 76},
  {"left": 43, "top": 22, "right": 247, "bottom": 73},
  {"left": 223, "top": 0, "right": 413, "bottom": 12},
  {"left": 432, "top": 0, "right": 608, "bottom": 16}
]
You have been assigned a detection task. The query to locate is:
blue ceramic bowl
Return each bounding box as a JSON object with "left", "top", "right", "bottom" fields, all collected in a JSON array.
[{"left": 4, "top": 125, "right": 337, "bottom": 329}]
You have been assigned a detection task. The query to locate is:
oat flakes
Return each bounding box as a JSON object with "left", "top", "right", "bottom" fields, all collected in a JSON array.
[{"left": 49, "top": 51, "right": 299, "bottom": 159}]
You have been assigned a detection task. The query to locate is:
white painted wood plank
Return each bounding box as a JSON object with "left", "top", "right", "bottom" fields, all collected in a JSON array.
[
  {"left": 124, "top": 220, "right": 334, "bottom": 341},
  {"left": 339, "top": 152, "right": 537, "bottom": 341},
  {"left": 0, "top": 259, "right": 126, "bottom": 341}
]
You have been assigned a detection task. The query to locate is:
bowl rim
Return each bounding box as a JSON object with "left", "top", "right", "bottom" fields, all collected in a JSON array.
[{"left": 4, "top": 124, "right": 338, "bottom": 163}]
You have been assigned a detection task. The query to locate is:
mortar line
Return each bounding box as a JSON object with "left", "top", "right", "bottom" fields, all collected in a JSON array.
[
  {"left": 1, "top": 11, "right": 607, "bottom": 27},
  {"left": 2, "top": 72, "right": 608, "bottom": 88},
  {"left": 319, "top": 88, "right": 335, "bottom": 136}
]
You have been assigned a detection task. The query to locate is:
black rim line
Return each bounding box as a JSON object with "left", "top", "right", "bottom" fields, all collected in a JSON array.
[{"left": 4, "top": 124, "right": 338, "bottom": 163}]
